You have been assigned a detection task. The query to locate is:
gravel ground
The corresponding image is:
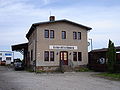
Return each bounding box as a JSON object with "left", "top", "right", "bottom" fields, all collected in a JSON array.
[{"left": 0, "top": 66, "right": 120, "bottom": 90}]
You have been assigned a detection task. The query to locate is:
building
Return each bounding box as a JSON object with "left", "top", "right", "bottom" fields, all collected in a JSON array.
[
  {"left": 88, "top": 46, "right": 120, "bottom": 71},
  {"left": 12, "top": 43, "right": 28, "bottom": 67},
  {"left": 0, "top": 51, "right": 14, "bottom": 65},
  {"left": 12, "top": 16, "right": 92, "bottom": 72}
]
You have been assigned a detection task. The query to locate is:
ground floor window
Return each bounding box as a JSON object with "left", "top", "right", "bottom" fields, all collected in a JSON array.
[
  {"left": 73, "top": 52, "right": 77, "bottom": 61},
  {"left": 50, "top": 51, "right": 54, "bottom": 61},
  {"left": 44, "top": 51, "right": 49, "bottom": 61},
  {"left": 0, "top": 57, "right": 2, "bottom": 61},
  {"left": 78, "top": 52, "right": 82, "bottom": 61},
  {"left": 73, "top": 52, "right": 82, "bottom": 61},
  {"left": 44, "top": 51, "right": 54, "bottom": 62},
  {"left": 6, "top": 57, "right": 11, "bottom": 60},
  {"left": 31, "top": 50, "right": 33, "bottom": 61}
]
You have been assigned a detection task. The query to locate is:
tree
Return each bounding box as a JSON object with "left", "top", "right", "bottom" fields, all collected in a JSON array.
[{"left": 107, "top": 40, "right": 116, "bottom": 73}]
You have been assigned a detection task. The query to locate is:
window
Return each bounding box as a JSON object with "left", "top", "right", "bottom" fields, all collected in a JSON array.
[
  {"left": 73, "top": 32, "right": 77, "bottom": 39},
  {"left": 62, "top": 31, "right": 66, "bottom": 39},
  {"left": 73, "top": 52, "right": 77, "bottom": 61},
  {"left": 78, "top": 32, "right": 81, "bottom": 40},
  {"left": 50, "top": 30, "right": 54, "bottom": 38},
  {"left": 0, "top": 53, "right": 2, "bottom": 56},
  {"left": 44, "top": 51, "right": 49, "bottom": 61},
  {"left": 31, "top": 50, "right": 33, "bottom": 61},
  {"left": 0, "top": 57, "right": 2, "bottom": 61},
  {"left": 44, "top": 30, "right": 49, "bottom": 38},
  {"left": 50, "top": 51, "right": 54, "bottom": 61},
  {"left": 64, "top": 52, "right": 67, "bottom": 61},
  {"left": 78, "top": 52, "right": 82, "bottom": 61},
  {"left": 6, "top": 57, "right": 11, "bottom": 60}
]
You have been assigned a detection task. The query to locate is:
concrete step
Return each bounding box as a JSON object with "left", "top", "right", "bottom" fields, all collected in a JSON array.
[{"left": 62, "top": 65, "right": 73, "bottom": 72}]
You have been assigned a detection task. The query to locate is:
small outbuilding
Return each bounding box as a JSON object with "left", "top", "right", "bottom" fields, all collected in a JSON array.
[
  {"left": 0, "top": 51, "right": 14, "bottom": 65},
  {"left": 88, "top": 46, "right": 120, "bottom": 71}
]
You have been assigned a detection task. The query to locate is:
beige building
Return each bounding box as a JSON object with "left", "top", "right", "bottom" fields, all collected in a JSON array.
[
  {"left": 12, "top": 16, "right": 92, "bottom": 72},
  {"left": 25, "top": 16, "right": 92, "bottom": 71}
]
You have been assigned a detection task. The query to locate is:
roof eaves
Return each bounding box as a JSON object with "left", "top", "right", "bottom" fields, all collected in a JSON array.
[
  {"left": 32, "top": 19, "right": 92, "bottom": 30},
  {"left": 62, "top": 19, "right": 92, "bottom": 30},
  {"left": 26, "top": 24, "right": 36, "bottom": 39}
]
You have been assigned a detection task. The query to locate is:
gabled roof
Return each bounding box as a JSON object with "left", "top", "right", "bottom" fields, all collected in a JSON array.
[{"left": 26, "top": 19, "right": 92, "bottom": 39}]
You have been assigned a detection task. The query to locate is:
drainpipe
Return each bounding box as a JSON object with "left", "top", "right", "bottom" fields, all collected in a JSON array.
[{"left": 35, "top": 28, "right": 37, "bottom": 73}]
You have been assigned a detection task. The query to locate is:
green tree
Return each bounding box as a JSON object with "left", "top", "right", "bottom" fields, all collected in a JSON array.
[{"left": 107, "top": 40, "right": 116, "bottom": 73}]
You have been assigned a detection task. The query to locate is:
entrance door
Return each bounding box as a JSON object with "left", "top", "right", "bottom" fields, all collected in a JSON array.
[{"left": 60, "top": 51, "right": 68, "bottom": 65}]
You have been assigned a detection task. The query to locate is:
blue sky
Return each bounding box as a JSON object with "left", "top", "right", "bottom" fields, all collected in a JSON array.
[{"left": 0, "top": 0, "right": 120, "bottom": 58}]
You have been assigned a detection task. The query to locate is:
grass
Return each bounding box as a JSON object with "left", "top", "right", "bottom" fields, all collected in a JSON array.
[
  {"left": 26, "top": 69, "right": 34, "bottom": 72},
  {"left": 97, "top": 73, "right": 120, "bottom": 80},
  {"left": 36, "top": 70, "right": 45, "bottom": 73},
  {"left": 75, "top": 67, "right": 92, "bottom": 72}
]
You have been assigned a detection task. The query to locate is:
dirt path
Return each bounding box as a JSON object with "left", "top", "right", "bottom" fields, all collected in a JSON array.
[{"left": 0, "top": 66, "right": 120, "bottom": 90}]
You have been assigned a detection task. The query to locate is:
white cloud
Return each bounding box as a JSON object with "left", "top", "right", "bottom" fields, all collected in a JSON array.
[
  {"left": 0, "top": 0, "right": 120, "bottom": 56},
  {"left": 42, "top": 0, "right": 58, "bottom": 5}
]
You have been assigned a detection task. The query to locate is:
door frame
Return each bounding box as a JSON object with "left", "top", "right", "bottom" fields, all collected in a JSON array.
[{"left": 60, "top": 51, "right": 68, "bottom": 65}]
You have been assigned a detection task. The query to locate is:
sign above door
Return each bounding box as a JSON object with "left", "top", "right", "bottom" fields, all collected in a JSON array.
[{"left": 49, "top": 45, "right": 78, "bottom": 50}]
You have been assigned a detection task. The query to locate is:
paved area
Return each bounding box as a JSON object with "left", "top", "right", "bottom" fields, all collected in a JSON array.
[{"left": 0, "top": 66, "right": 120, "bottom": 90}]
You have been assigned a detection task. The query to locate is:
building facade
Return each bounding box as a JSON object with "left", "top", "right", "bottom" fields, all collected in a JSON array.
[
  {"left": 26, "top": 16, "right": 92, "bottom": 71},
  {"left": 0, "top": 51, "right": 14, "bottom": 65}
]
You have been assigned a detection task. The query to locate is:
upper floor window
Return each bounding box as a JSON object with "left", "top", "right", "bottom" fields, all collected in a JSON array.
[
  {"left": 73, "top": 32, "right": 81, "bottom": 40},
  {"left": 62, "top": 31, "right": 66, "bottom": 39},
  {"left": 44, "top": 30, "right": 49, "bottom": 38},
  {"left": 78, "top": 32, "right": 81, "bottom": 40},
  {"left": 50, "top": 30, "right": 54, "bottom": 38},
  {"left": 73, "top": 32, "right": 77, "bottom": 39}
]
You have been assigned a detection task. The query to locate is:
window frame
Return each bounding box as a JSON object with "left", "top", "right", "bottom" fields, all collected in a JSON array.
[
  {"left": 6, "top": 57, "right": 11, "bottom": 60},
  {"left": 78, "top": 32, "right": 81, "bottom": 40},
  {"left": 44, "top": 29, "right": 49, "bottom": 38},
  {"left": 50, "top": 30, "right": 54, "bottom": 39},
  {"left": 73, "top": 32, "right": 77, "bottom": 40},
  {"left": 0, "top": 57, "right": 2, "bottom": 61},
  {"left": 31, "top": 50, "right": 33, "bottom": 61},
  {"left": 62, "top": 31, "right": 66, "bottom": 39},
  {"left": 50, "top": 51, "right": 54, "bottom": 61},
  {"left": 73, "top": 52, "right": 77, "bottom": 61},
  {"left": 44, "top": 51, "right": 49, "bottom": 61},
  {"left": 78, "top": 52, "right": 82, "bottom": 61}
]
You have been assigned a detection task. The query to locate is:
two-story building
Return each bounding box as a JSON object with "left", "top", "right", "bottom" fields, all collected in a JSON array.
[{"left": 25, "top": 16, "right": 92, "bottom": 71}]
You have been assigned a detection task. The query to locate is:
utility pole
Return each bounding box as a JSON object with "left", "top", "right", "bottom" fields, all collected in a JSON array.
[{"left": 89, "top": 38, "right": 93, "bottom": 51}]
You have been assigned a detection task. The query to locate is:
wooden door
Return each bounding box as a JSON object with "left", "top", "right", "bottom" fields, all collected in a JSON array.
[{"left": 60, "top": 51, "right": 68, "bottom": 65}]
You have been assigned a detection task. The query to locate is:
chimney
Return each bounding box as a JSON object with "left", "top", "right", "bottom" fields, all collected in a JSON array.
[{"left": 49, "top": 16, "right": 55, "bottom": 21}]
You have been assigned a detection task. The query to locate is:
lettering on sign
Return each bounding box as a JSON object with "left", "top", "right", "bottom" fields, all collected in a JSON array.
[
  {"left": 5, "top": 53, "right": 12, "bottom": 56},
  {"left": 49, "top": 45, "right": 77, "bottom": 50}
]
